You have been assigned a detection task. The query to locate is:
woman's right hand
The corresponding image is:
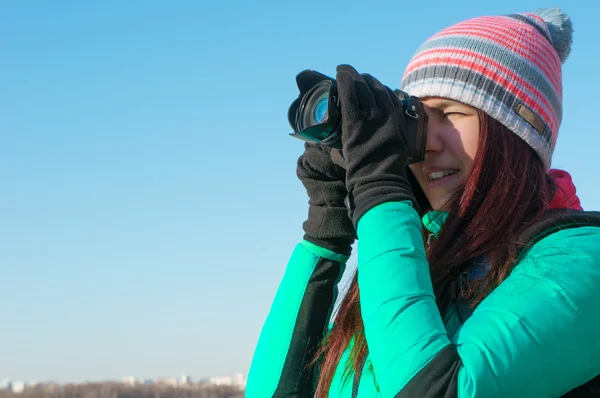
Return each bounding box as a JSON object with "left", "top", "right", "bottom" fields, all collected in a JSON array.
[
  {"left": 335, "top": 64, "right": 417, "bottom": 227},
  {"left": 297, "top": 142, "right": 356, "bottom": 255}
]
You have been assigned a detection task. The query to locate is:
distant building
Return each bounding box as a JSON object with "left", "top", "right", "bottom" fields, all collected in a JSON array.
[
  {"left": 11, "top": 382, "right": 25, "bottom": 394},
  {"left": 0, "top": 380, "right": 11, "bottom": 389},
  {"left": 42, "top": 383, "right": 62, "bottom": 393},
  {"left": 196, "top": 377, "right": 209, "bottom": 386},
  {"left": 208, "top": 376, "right": 232, "bottom": 386},
  {"left": 232, "top": 373, "right": 246, "bottom": 388},
  {"left": 122, "top": 376, "right": 137, "bottom": 386},
  {"left": 179, "top": 375, "right": 192, "bottom": 385},
  {"left": 156, "top": 377, "right": 178, "bottom": 386}
]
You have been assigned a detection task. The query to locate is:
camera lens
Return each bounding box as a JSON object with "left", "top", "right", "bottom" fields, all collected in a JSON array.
[
  {"left": 299, "top": 81, "right": 331, "bottom": 130},
  {"left": 312, "top": 93, "right": 329, "bottom": 124}
]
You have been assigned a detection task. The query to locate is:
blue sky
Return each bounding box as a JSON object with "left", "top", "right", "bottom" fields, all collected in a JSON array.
[{"left": 1, "top": 0, "right": 599, "bottom": 383}]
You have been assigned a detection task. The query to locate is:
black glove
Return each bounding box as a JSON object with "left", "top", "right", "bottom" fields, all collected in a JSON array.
[
  {"left": 297, "top": 142, "right": 356, "bottom": 255},
  {"left": 335, "top": 64, "right": 416, "bottom": 227}
]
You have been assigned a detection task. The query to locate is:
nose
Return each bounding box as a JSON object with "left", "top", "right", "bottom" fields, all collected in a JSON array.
[{"left": 424, "top": 112, "right": 444, "bottom": 155}]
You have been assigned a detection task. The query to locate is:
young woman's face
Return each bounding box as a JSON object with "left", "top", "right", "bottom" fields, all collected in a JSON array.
[{"left": 408, "top": 98, "right": 480, "bottom": 211}]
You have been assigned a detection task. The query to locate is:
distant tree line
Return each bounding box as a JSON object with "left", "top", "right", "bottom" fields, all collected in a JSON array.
[{"left": 0, "top": 382, "right": 244, "bottom": 398}]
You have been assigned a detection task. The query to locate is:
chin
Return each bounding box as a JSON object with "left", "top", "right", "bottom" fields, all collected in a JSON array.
[
  {"left": 430, "top": 203, "right": 443, "bottom": 211},
  {"left": 428, "top": 197, "right": 451, "bottom": 212}
]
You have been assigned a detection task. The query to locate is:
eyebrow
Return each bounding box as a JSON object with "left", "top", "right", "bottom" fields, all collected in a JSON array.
[{"left": 428, "top": 100, "right": 458, "bottom": 111}]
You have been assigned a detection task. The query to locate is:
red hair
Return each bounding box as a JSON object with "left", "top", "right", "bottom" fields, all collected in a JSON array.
[{"left": 311, "top": 112, "right": 556, "bottom": 397}]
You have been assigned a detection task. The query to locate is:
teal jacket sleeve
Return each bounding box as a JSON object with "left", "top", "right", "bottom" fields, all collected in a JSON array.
[
  {"left": 357, "top": 201, "right": 600, "bottom": 398},
  {"left": 245, "top": 240, "right": 349, "bottom": 398}
]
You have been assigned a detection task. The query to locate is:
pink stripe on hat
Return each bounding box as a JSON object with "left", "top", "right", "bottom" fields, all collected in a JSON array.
[{"left": 401, "top": 7, "right": 573, "bottom": 169}]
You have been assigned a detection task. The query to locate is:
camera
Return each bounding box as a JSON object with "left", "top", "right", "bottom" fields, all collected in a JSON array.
[{"left": 287, "top": 69, "right": 428, "bottom": 165}]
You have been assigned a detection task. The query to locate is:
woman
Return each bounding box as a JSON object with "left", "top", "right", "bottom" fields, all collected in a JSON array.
[{"left": 246, "top": 7, "right": 600, "bottom": 398}]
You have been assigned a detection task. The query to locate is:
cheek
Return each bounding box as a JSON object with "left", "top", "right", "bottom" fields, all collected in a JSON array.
[{"left": 459, "top": 120, "right": 480, "bottom": 163}]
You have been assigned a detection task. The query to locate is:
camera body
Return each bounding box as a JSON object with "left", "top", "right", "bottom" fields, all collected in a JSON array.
[{"left": 287, "top": 69, "right": 428, "bottom": 165}]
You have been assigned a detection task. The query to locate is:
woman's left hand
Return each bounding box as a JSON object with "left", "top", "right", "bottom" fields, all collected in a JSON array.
[{"left": 335, "top": 64, "right": 417, "bottom": 226}]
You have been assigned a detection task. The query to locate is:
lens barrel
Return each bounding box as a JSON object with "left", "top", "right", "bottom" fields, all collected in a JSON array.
[
  {"left": 288, "top": 70, "right": 343, "bottom": 148},
  {"left": 287, "top": 69, "right": 428, "bottom": 164}
]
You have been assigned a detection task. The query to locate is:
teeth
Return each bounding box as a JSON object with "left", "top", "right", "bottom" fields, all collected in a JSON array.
[{"left": 428, "top": 170, "right": 457, "bottom": 181}]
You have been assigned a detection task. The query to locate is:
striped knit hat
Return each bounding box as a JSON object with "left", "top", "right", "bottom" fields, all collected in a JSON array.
[{"left": 401, "top": 7, "right": 573, "bottom": 169}]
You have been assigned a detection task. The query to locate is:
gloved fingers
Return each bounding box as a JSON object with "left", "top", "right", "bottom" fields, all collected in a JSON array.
[
  {"left": 361, "top": 73, "right": 391, "bottom": 110},
  {"left": 330, "top": 148, "right": 346, "bottom": 170},
  {"left": 297, "top": 142, "right": 345, "bottom": 180},
  {"left": 336, "top": 64, "right": 377, "bottom": 113},
  {"left": 354, "top": 78, "right": 377, "bottom": 110},
  {"left": 362, "top": 73, "right": 400, "bottom": 112},
  {"left": 297, "top": 145, "right": 328, "bottom": 177}
]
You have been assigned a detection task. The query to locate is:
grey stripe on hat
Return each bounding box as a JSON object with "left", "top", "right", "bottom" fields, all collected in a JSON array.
[
  {"left": 506, "top": 14, "right": 553, "bottom": 45},
  {"left": 403, "top": 64, "right": 555, "bottom": 143},
  {"left": 412, "top": 35, "right": 562, "bottom": 122},
  {"left": 403, "top": 77, "right": 555, "bottom": 168}
]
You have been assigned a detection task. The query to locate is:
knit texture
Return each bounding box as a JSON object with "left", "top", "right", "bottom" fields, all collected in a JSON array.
[{"left": 401, "top": 7, "right": 573, "bottom": 169}]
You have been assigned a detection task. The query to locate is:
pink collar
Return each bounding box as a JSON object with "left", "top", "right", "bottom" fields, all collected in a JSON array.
[{"left": 548, "top": 169, "right": 583, "bottom": 210}]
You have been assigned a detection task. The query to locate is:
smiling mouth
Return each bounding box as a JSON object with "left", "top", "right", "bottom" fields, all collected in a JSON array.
[{"left": 427, "top": 170, "right": 459, "bottom": 181}]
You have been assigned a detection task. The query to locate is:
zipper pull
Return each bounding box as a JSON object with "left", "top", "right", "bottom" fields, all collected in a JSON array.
[{"left": 426, "top": 233, "right": 434, "bottom": 247}]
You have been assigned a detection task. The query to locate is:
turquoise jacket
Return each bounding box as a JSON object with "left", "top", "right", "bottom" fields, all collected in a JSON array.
[{"left": 246, "top": 201, "right": 600, "bottom": 397}]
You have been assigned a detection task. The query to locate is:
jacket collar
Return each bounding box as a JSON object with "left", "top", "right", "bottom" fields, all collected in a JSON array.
[
  {"left": 421, "top": 168, "right": 582, "bottom": 235},
  {"left": 422, "top": 211, "right": 447, "bottom": 237}
]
